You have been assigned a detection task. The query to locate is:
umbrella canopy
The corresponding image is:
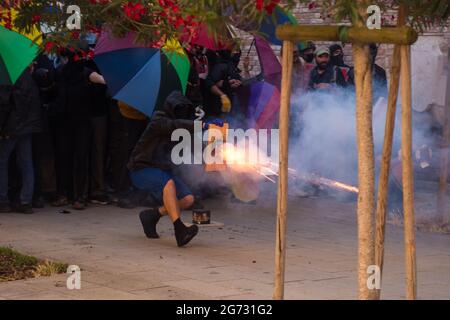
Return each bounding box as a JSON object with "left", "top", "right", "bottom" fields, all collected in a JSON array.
[
  {"left": 94, "top": 29, "right": 190, "bottom": 116},
  {"left": 238, "top": 36, "right": 282, "bottom": 129},
  {"left": 258, "top": 5, "right": 306, "bottom": 50},
  {"left": 0, "top": 9, "right": 41, "bottom": 85},
  {"left": 181, "top": 23, "right": 233, "bottom": 51}
]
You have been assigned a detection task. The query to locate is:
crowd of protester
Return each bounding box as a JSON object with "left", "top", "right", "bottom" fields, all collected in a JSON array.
[{"left": 0, "top": 40, "right": 388, "bottom": 216}]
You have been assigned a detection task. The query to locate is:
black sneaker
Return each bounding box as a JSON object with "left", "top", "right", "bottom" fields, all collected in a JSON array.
[
  {"left": 16, "top": 203, "right": 34, "bottom": 214},
  {"left": 139, "top": 209, "right": 161, "bottom": 239},
  {"left": 175, "top": 224, "right": 199, "bottom": 247},
  {"left": 89, "top": 194, "right": 110, "bottom": 205},
  {"left": 0, "top": 202, "right": 11, "bottom": 213}
]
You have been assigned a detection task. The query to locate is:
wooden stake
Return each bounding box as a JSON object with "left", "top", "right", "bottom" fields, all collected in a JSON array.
[
  {"left": 437, "top": 49, "right": 450, "bottom": 223},
  {"left": 400, "top": 45, "right": 417, "bottom": 300},
  {"left": 374, "top": 5, "right": 406, "bottom": 300},
  {"left": 374, "top": 45, "right": 401, "bottom": 299},
  {"left": 353, "top": 42, "right": 376, "bottom": 300},
  {"left": 273, "top": 40, "right": 294, "bottom": 300}
]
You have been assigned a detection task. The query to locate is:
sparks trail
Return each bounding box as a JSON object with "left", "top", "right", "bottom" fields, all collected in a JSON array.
[
  {"left": 268, "top": 162, "right": 360, "bottom": 194},
  {"left": 219, "top": 144, "right": 359, "bottom": 193}
]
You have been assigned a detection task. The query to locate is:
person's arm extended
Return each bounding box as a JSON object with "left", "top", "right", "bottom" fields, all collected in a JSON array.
[{"left": 89, "top": 72, "right": 106, "bottom": 85}]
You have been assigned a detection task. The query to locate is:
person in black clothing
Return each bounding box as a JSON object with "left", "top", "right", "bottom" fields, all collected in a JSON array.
[
  {"left": 0, "top": 67, "right": 43, "bottom": 214},
  {"left": 52, "top": 47, "right": 105, "bottom": 210},
  {"left": 308, "top": 47, "right": 349, "bottom": 92},
  {"left": 369, "top": 43, "right": 388, "bottom": 101},
  {"left": 300, "top": 41, "right": 316, "bottom": 64},
  {"left": 32, "top": 54, "right": 59, "bottom": 208},
  {"left": 108, "top": 100, "right": 149, "bottom": 209},
  {"left": 203, "top": 49, "right": 242, "bottom": 117},
  {"left": 128, "top": 91, "right": 223, "bottom": 247},
  {"left": 186, "top": 45, "right": 206, "bottom": 107},
  {"left": 329, "top": 44, "right": 354, "bottom": 86},
  {"left": 85, "top": 60, "right": 110, "bottom": 205}
]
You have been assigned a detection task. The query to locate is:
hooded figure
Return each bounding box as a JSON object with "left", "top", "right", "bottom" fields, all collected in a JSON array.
[
  {"left": 128, "top": 91, "right": 196, "bottom": 172},
  {"left": 128, "top": 91, "right": 203, "bottom": 248},
  {"left": 328, "top": 44, "right": 354, "bottom": 86}
]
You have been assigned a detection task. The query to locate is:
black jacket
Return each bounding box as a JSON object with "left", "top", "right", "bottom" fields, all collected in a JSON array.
[
  {"left": 203, "top": 58, "right": 242, "bottom": 117},
  {"left": 0, "top": 70, "right": 42, "bottom": 136},
  {"left": 308, "top": 64, "right": 349, "bottom": 91},
  {"left": 54, "top": 61, "right": 94, "bottom": 117},
  {"left": 128, "top": 91, "right": 196, "bottom": 172}
]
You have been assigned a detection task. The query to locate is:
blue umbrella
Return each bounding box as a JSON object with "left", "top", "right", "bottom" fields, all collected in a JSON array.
[{"left": 94, "top": 30, "right": 189, "bottom": 116}]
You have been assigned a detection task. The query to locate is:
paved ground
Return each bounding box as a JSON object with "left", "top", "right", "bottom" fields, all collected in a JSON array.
[{"left": 1, "top": 187, "right": 450, "bottom": 300}]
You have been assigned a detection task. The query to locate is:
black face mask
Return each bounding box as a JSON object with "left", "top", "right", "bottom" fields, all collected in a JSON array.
[
  {"left": 303, "top": 53, "right": 314, "bottom": 63},
  {"left": 330, "top": 54, "right": 345, "bottom": 67}
]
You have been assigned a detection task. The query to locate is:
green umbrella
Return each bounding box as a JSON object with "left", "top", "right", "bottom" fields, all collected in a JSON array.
[
  {"left": 162, "top": 38, "right": 190, "bottom": 94},
  {"left": 0, "top": 25, "right": 40, "bottom": 85}
]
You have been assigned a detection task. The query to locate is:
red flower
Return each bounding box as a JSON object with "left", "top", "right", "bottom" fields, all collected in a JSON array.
[
  {"left": 265, "top": 1, "right": 280, "bottom": 14},
  {"left": 31, "top": 14, "right": 41, "bottom": 24},
  {"left": 44, "top": 41, "right": 55, "bottom": 53},
  {"left": 123, "top": 1, "right": 147, "bottom": 21},
  {"left": 256, "top": 0, "right": 264, "bottom": 11}
]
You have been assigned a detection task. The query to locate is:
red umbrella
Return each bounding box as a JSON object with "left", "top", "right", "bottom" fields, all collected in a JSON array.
[{"left": 181, "top": 23, "right": 233, "bottom": 50}]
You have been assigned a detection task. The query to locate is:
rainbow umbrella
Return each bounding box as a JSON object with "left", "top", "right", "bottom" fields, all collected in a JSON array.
[
  {"left": 259, "top": 5, "right": 306, "bottom": 50},
  {"left": 238, "top": 37, "right": 282, "bottom": 129},
  {"left": 0, "top": 9, "right": 41, "bottom": 85},
  {"left": 94, "top": 30, "right": 190, "bottom": 116}
]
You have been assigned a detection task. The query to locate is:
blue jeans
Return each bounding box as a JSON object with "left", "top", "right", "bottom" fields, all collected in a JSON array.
[{"left": 0, "top": 134, "right": 34, "bottom": 204}]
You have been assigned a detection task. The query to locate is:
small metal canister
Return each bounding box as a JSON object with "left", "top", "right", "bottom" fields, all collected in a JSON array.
[{"left": 192, "top": 210, "right": 211, "bottom": 225}]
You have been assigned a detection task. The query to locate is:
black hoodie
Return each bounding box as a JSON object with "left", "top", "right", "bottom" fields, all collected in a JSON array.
[
  {"left": 127, "top": 91, "right": 196, "bottom": 171},
  {"left": 0, "top": 70, "right": 42, "bottom": 136}
]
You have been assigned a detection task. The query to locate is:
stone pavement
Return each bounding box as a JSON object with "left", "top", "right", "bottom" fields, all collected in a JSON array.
[{"left": 1, "top": 191, "right": 450, "bottom": 300}]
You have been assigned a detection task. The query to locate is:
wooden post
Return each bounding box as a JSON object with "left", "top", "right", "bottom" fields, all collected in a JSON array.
[
  {"left": 353, "top": 41, "right": 376, "bottom": 300},
  {"left": 374, "top": 6, "right": 406, "bottom": 300},
  {"left": 276, "top": 25, "right": 418, "bottom": 45},
  {"left": 273, "top": 40, "right": 294, "bottom": 300},
  {"left": 437, "top": 49, "right": 450, "bottom": 223},
  {"left": 400, "top": 45, "right": 417, "bottom": 300}
]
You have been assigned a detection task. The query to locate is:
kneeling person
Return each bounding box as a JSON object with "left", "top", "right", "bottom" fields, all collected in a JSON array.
[{"left": 128, "top": 91, "right": 220, "bottom": 247}]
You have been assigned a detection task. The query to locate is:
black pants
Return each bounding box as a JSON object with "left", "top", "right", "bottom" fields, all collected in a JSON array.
[
  {"left": 108, "top": 106, "right": 147, "bottom": 193},
  {"left": 90, "top": 116, "right": 107, "bottom": 197},
  {"left": 54, "top": 115, "right": 90, "bottom": 201},
  {"left": 32, "top": 130, "right": 57, "bottom": 197}
]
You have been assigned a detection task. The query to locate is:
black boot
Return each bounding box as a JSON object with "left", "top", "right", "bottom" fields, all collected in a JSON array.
[
  {"left": 139, "top": 209, "right": 161, "bottom": 239},
  {"left": 174, "top": 219, "right": 198, "bottom": 247}
]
